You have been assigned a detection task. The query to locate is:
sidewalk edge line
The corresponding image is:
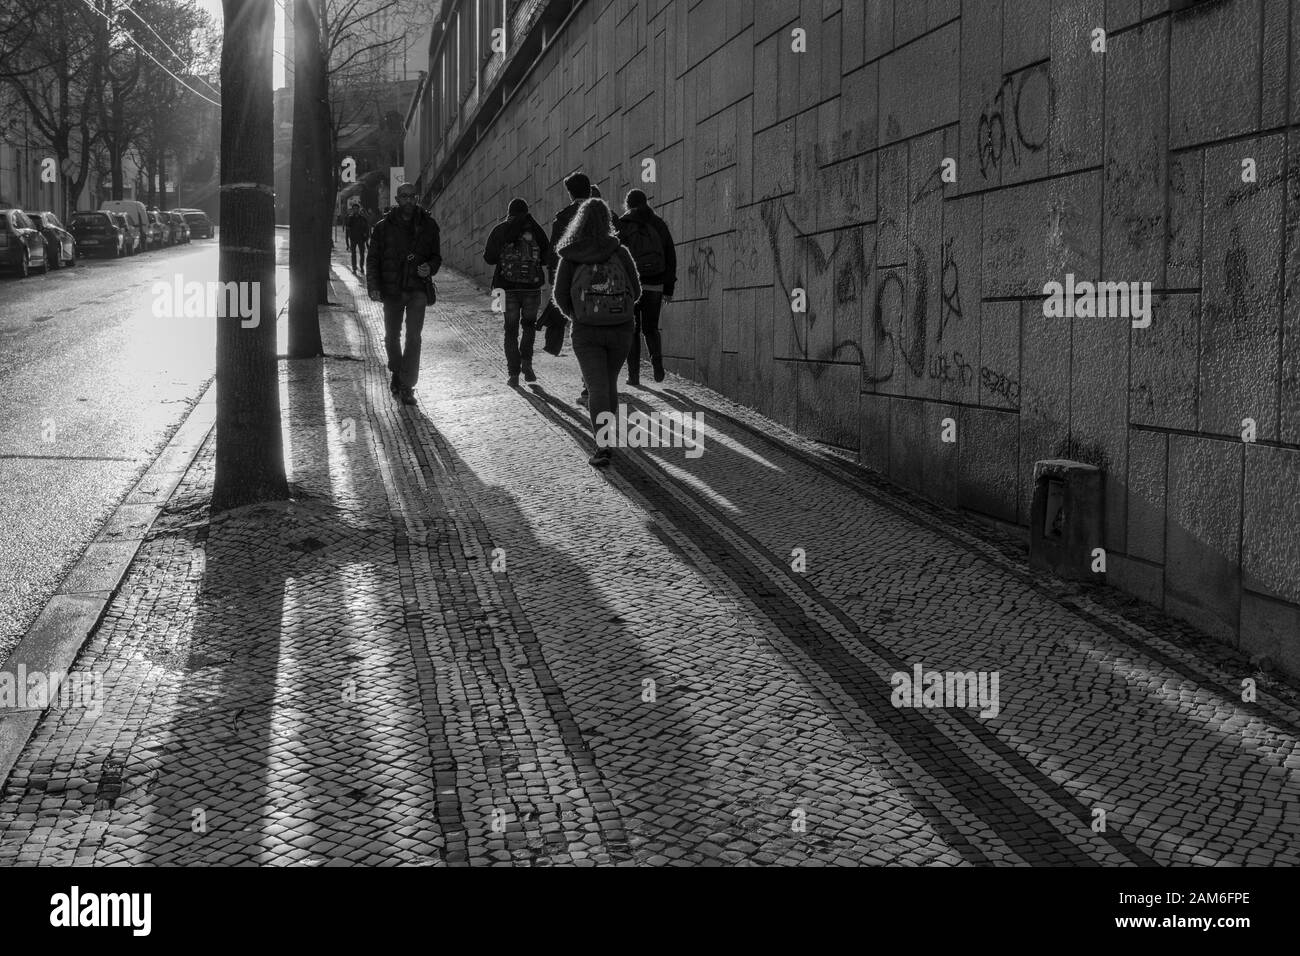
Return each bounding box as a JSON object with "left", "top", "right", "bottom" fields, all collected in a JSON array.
[{"left": 0, "top": 379, "right": 218, "bottom": 789}]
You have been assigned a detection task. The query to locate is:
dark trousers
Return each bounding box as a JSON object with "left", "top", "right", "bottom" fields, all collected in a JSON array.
[
  {"left": 571, "top": 321, "right": 635, "bottom": 447},
  {"left": 626, "top": 291, "right": 664, "bottom": 379},
  {"left": 504, "top": 290, "right": 540, "bottom": 375},
  {"left": 383, "top": 290, "right": 427, "bottom": 388},
  {"left": 349, "top": 239, "right": 367, "bottom": 272}
]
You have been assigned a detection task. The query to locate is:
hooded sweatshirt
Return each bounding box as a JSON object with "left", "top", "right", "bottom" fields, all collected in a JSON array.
[
  {"left": 483, "top": 213, "right": 552, "bottom": 291},
  {"left": 552, "top": 234, "right": 642, "bottom": 325},
  {"left": 615, "top": 205, "right": 676, "bottom": 296}
]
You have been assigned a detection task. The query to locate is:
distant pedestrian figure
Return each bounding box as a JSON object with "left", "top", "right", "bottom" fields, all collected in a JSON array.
[
  {"left": 616, "top": 189, "right": 676, "bottom": 384},
  {"left": 366, "top": 184, "right": 441, "bottom": 406},
  {"left": 345, "top": 203, "right": 371, "bottom": 275},
  {"left": 552, "top": 198, "right": 642, "bottom": 468},
  {"left": 549, "top": 172, "right": 593, "bottom": 405},
  {"left": 484, "top": 198, "right": 553, "bottom": 386}
]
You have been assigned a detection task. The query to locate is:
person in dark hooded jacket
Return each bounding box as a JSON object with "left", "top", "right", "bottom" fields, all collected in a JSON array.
[
  {"left": 345, "top": 203, "right": 371, "bottom": 275},
  {"left": 616, "top": 189, "right": 676, "bottom": 384},
  {"left": 552, "top": 198, "right": 642, "bottom": 468},
  {"left": 366, "top": 183, "right": 441, "bottom": 405},
  {"left": 484, "top": 198, "right": 553, "bottom": 384}
]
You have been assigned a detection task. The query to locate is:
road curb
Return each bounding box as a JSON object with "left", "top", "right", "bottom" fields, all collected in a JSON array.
[{"left": 0, "top": 380, "right": 217, "bottom": 788}]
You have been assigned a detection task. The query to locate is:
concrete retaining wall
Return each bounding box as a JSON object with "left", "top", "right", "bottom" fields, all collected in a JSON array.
[{"left": 422, "top": 0, "right": 1300, "bottom": 675}]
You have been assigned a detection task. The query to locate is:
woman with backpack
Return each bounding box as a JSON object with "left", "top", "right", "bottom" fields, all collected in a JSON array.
[
  {"left": 552, "top": 198, "right": 642, "bottom": 468},
  {"left": 616, "top": 190, "right": 676, "bottom": 384},
  {"left": 484, "top": 197, "right": 553, "bottom": 385}
]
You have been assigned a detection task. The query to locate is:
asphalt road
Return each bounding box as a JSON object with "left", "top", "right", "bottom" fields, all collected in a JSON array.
[{"left": 0, "top": 236, "right": 225, "bottom": 661}]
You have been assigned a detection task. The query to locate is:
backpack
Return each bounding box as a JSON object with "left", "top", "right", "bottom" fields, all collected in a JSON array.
[
  {"left": 617, "top": 216, "right": 666, "bottom": 276},
  {"left": 571, "top": 253, "right": 635, "bottom": 324},
  {"left": 499, "top": 227, "right": 543, "bottom": 285}
]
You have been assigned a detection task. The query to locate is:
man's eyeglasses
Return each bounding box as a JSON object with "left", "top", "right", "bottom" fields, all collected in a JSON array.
[{"left": 396, "top": 192, "right": 417, "bottom": 201}]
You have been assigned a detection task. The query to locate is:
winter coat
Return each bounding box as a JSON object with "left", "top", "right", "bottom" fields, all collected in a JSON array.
[
  {"left": 483, "top": 213, "right": 553, "bottom": 291},
  {"left": 615, "top": 205, "right": 676, "bottom": 297},
  {"left": 345, "top": 210, "right": 371, "bottom": 244},
  {"left": 547, "top": 200, "right": 582, "bottom": 282},
  {"left": 366, "top": 205, "right": 441, "bottom": 300},
  {"left": 552, "top": 234, "right": 642, "bottom": 325}
]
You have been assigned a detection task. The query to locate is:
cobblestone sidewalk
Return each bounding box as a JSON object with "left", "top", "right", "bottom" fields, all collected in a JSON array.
[{"left": 1, "top": 253, "right": 1298, "bottom": 866}]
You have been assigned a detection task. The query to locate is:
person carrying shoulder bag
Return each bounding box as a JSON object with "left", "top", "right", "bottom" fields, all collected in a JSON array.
[{"left": 366, "top": 184, "right": 441, "bottom": 406}]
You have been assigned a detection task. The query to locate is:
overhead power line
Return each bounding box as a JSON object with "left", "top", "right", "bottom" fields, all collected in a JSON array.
[
  {"left": 73, "top": 0, "right": 222, "bottom": 107},
  {"left": 120, "top": 3, "right": 220, "bottom": 97}
]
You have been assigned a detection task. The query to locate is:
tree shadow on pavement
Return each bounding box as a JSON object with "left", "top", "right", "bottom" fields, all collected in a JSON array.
[
  {"left": 387, "top": 391, "right": 729, "bottom": 864},
  {"left": 129, "top": 357, "right": 442, "bottom": 865}
]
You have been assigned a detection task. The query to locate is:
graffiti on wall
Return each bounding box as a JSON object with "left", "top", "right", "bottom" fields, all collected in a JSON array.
[
  {"left": 976, "top": 63, "right": 1049, "bottom": 180},
  {"left": 688, "top": 243, "right": 719, "bottom": 298},
  {"left": 753, "top": 182, "right": 1019, "bottom": 407}
]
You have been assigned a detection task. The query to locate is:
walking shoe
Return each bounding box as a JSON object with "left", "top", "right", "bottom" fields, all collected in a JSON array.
[
  {"left": 400, "top": 387, "right": 417, "bottom": 406},
  {"left": 508, "top": 375, "right": 520, "bottom": 387},
  {"left": 522, "top": 363, "right": 537, "bottom": 383},
  {"left": 390, "top": 373, "right": 401, "bottom": 397},
  {"left": 627, "top": 374, "right": 641, "bottom": 387},
  {"left": 652, "top": 359, "right": 665, "bottom": 382},
  {"left": 576, "top": 390, "right": 589, "bottom": 407},
  {"left": 588, "top": 448, "right": 613, "bottom": 468}
]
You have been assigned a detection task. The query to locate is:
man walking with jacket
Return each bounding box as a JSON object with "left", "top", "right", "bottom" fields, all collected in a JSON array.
[
  {"left": 345, "top": 203, "right": 371, "bottom": 275},
  {"left": 484, "top": 198, "right": 553, "bottom": 385},
  {"left": 616, "top": 190, "right": 676, "bottom": 384},
  {"left": 366, "top": 183, "right": 441, "bottom": 405}
]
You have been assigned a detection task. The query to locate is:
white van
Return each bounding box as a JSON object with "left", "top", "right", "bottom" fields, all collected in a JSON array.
[{"left": 99, "top": 200, "right": 151, "bottom": 253}]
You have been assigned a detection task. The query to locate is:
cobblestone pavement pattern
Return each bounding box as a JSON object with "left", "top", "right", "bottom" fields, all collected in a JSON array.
[{"left": 2, "top": 253, "right": 1299, "bottom": 866}]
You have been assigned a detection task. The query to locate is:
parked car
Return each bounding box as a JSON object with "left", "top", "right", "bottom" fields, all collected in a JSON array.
[
  {"left": 99, "top": 199, "right": 151, "bottom": 252},
  {"left": 29, "top": 211, "right": 76, "bottom": 269},
  {"left": 69, "top": 210, "right": 126, "bottom": 258},
  {"left": 179, "top": 208, "right": 214, "bottom": 239},
  {"left": 143, "top": 209, "right": 167, "bottom": 248},
  {"left": 167, "top": 211, "right": 191, "bottom": 244},
  {"left": 109, "top": 212, "right": 142, "bottom": 256},
  {"left": 0, "top": 207, "right": 50, "bottom": 277}
]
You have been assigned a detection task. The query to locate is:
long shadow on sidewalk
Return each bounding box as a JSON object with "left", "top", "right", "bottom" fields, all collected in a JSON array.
[
  {"left": 128, "top": 358, "right": 439, "bottom": 865},
  {"left": 121, "top": 320, "right": 726, "bottom": 864},
  {"left": 356, "top": 356, "right": 726, "bottom": 862}
]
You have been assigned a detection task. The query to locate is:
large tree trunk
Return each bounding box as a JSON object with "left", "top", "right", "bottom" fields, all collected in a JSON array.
[
  {"left": 144, "top": 155, "right": 156, "bottom": 207},
  {"left": 212, "top": 0, "right": 288, "bottom": 512},
  {"left": 315, "top": 0, "right": 332, "bottom": 303},
  {"left": 287, "top": 0, "right": 324, "bottom": 357},
  {"left": 109, "top": 138, "right": 124, "bottom": 199},
  {"left": 316, "top": 64, "right": 332, "bottom": 303}
]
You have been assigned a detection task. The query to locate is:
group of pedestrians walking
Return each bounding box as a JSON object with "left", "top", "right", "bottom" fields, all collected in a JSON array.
[{"left": 360, "top": 171, "right": 677, "bottom": 468}]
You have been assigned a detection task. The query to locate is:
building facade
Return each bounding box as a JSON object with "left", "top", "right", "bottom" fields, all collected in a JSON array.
[{"left": 404, "top": 0, "right": 1300, "bottom": 677}]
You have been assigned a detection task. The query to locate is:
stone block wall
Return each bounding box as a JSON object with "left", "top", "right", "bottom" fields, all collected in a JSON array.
[{"left": 422, "top": 0, "right": 1300, "bottom": 675}]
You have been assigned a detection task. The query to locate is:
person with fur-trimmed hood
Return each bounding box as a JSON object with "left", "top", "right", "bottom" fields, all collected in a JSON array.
[{"left": 552, "top": 197, "right": 642, "bottom": 468}]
